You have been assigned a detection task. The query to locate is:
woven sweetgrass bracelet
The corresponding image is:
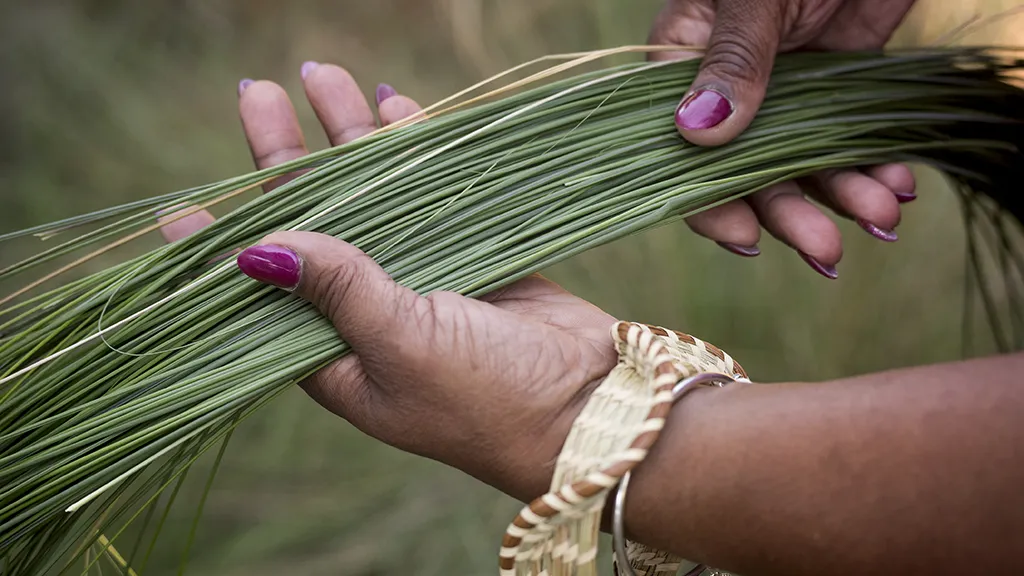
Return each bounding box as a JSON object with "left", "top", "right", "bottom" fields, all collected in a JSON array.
[{"left": 498, "top": 321, "right": 748, "bottom": 576}]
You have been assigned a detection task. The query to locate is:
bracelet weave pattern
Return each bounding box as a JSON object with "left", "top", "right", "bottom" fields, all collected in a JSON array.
[{"left": 499, "top": 321, "right": 747, "bottom": 576}]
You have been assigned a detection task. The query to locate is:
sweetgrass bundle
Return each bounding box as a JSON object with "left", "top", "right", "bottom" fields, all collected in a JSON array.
[{"left": 2, "top": 46, "right": 1024, "bottom": 575}]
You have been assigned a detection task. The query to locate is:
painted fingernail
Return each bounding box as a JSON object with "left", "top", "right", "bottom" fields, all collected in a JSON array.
[
  {"left": 237, "top": 245, "right": 301, "bottom": 290},
  {"left": 717, "top": 242, "right": 761, "bottom": 257},
  {"left": 675, "top": 88, "right": 733, "bottom": 130},
  {"left": 300, "top": 61, "right": 319, "bottom": 80},
  {"left": 376, "top": 83, "right": 398, "bottom": 106},
  {"left": 894, "top": 191, "right": 917, "bottom": 204},
  {"left": 238, "top": 78, "right": 254, "bottom": 96},
  {"left": 798, "top": 251, "right": 838, "bottom": 280},
  {"left": 856, "top": 219, "right": 898, "bottom": 242}
]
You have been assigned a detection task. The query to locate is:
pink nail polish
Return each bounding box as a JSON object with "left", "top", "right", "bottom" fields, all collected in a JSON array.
[
  {"left": 894, "top": 191, "right": 917, "bottom": 204},
  {"left": 717, "top": 242, "right": 761, "bottom": 257},
  {"left": 237, "top": 245, "right": 301, "bottom": 289},
  {"left": 300, "top": 61, "right": 319, "bottom": 80},
  {"left": 376, "top": 83, "right": 398, "bottom": 106},
  {"left": 238, "top": 78, "right": 254, "bottom": 96},
  {"left": 856, "top": 219, "right": 898, "bottom": 243},
  {"left": 798, "top": 251, "right": 838, "bottom": 280},
  {"left": 675, "top": 88, "right": 733, "bottom": 130}
]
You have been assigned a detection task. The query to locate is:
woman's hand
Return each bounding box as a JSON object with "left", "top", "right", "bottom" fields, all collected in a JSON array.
[
  {"left": 652, "top": 0, "right": 919, "bottom": 277},
  {"left": 160, "top": 64, "right": 620, "bottom": 503}
]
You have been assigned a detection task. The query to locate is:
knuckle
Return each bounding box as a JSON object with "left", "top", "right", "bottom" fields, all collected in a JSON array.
[
  {"left": 401, "top": 291, "right": 446, "bottom": 358},
  {"left": 411, "top": 292, "right": 487, "bottom": 372},
  {"left": 329, "top": 125, "right": 376, "bottom": 145},
  {"left": 312, "top": 255, "right": 367, "bottom": 322},
  {"left": 703, "top": 36, "right": 768, "bottom": 85},
  {"left": 409, "top": 291, "right": 438, "bottom": 333},
  {"left": 254, "top": 143, "right": 307, "bottom": 168},
  {"left": 840, "top": 12, "right": 893, "bottom": 49}
]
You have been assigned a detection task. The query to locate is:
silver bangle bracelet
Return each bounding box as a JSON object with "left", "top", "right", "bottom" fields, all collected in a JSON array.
[{"left": 611, "top": 371, "right": 740, "bottom": 576}]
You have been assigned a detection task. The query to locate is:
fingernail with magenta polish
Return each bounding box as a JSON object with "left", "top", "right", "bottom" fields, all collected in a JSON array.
[
  {"left": 799, "top": 251, "right": 838, "bottom": 280},
  {"left": 894, "top": 191, "right": 917, "bottom": 204},
  {"left": 376, "top": 83, "right": 397, "bottom": 106},
  {"left": 301, "top": 61, "right": 319, "bottom": 80},
  {"left": 237, "top": 245, "right": 301, "bottom": 290},
  {"left": 717, "top": 242, "right": 761, "bottom": 257},
  {"left": 676, "top": 88, "right": 733, "bottom": 130},
  {"left": 238, "top": 78, "right": 254, "bottom": 96},
  {"left": 856, "top": 219, "right": 898, "bottom": 242}
]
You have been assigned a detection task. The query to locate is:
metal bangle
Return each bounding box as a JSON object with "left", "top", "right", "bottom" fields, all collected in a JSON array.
[{"left": 611, "top": 371, "right": 740, "bottom": 576}]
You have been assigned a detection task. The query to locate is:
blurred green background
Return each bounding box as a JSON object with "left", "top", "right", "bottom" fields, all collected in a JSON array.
[{"left": 1, "top": 1, "right": 1022, "bottom": 574}]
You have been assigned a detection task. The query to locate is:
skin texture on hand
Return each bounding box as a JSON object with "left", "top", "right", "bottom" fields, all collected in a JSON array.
[{"left": 650, "top": 0, "right": 919, "bottom": 277}]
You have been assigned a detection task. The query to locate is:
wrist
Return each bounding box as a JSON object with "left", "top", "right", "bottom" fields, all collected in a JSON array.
[{"left": 474, "top": 373, "right": 606, "bottom": 504}]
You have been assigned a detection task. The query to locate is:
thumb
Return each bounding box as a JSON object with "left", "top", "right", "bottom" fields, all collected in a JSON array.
[
  {"left": 235, "top": 231, "right": 429, "bottom": 361},
  {"left": 675, "top": 0, "right": 784, "bottom": 146}
]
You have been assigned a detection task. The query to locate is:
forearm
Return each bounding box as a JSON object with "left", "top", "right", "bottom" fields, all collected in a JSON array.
[{"left": 621, "top": 351, "right": 1024, "bottom": 575}]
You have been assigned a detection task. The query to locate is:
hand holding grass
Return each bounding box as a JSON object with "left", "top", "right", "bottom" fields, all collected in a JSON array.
[
  {"left": 651, "top": 0, "right": 919, "bottom": 275},
  {"left": 162, "top": 65, "right": 620, "bottom": 502}
]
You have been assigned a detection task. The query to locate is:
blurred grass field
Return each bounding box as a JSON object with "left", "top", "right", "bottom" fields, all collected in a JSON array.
[{"left": 1, "top": 1, "right": 1022, "bottom": 574}]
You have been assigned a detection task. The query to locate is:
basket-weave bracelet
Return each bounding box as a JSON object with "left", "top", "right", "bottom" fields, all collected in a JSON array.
[{"left": 498, "top": 321, "right": 748, "bottom": 576}]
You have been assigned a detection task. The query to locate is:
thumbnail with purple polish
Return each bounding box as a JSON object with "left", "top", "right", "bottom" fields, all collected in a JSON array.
[
  {"left": 238, "top": 78, "right": 254, "bottom": 96},
  {"left": 237, "top": 245, "right": 301, "bottom": 289},
  {"left": 894, "top": 191, "right": 917, "bottom": 204},
  {"left": 676, "top": 89, "right": 733, "bottom": 130}
]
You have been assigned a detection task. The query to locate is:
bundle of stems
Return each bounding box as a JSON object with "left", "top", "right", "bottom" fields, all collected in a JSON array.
[{"left": 2, "top": 46, "right": 1024, "bottom": 575}]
